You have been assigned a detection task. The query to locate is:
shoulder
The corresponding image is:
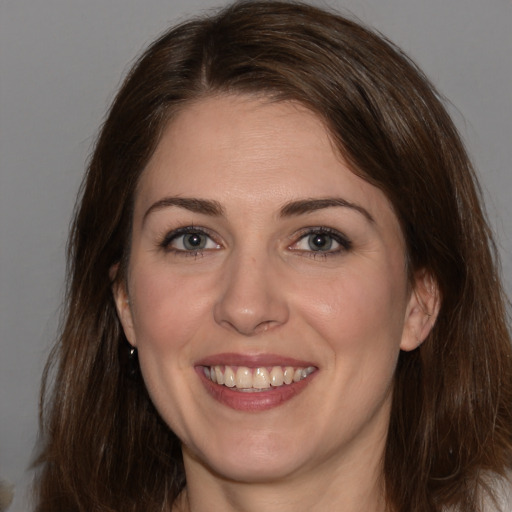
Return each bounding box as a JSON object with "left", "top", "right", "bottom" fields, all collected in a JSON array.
[
  {"left": 480, "top": 472, "right": 512, "bottom": 512},
  {"left": 443, "top": 473, "right": 512, "bottom": 512}
]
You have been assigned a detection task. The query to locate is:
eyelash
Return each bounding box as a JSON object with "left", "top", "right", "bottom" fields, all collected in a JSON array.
[
  {"left": 289, "top": 227, "right": 352, "bottom": 259},
  {"left": 159, "top": 226, "right": 220, "bottom": 257},
  {"left": 158, "top": 226, "right": 352, "bottom": 258}
]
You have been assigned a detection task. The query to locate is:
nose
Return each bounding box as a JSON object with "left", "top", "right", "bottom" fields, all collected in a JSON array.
[{"left": 213, "top": 251, "right": 289, "bottom": 336}]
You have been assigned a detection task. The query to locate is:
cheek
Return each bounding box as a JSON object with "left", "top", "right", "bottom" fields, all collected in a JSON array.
[
  {"left": 128, "top": 263, "right": 215, "bottom": 355},
  {"left": 126, "top": 264, "right": 216, "bottom": 434},
  {"left": 294, "top": 261, "right": 408, "bottom": 356}
]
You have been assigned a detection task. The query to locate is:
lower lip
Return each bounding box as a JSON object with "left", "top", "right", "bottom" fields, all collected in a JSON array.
[{"left": 196, "top": 368, "right": 316, "bottom": 412}]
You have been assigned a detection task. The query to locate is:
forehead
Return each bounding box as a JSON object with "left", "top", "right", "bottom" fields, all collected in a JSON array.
[{"left": 135, "top": 94, "right": 397, "bottom": 225}]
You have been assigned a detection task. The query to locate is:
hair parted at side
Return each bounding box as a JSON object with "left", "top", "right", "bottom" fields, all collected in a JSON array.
[{"left": 34, "top": 1, "right": 512, "bottom": 511}]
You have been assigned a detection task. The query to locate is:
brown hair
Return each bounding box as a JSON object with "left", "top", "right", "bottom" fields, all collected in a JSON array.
[{"left": 34, "top": 1, "right": 512, "bottom": 511}]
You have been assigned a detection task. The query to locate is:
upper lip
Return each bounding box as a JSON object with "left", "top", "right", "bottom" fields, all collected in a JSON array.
[{"left": 195, "top": 352, "right": 317, "bottom": 368}]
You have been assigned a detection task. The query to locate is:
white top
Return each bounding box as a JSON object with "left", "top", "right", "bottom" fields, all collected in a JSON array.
[
  {"left": 486, "top": 474, "right": 512, "bottom": 511},
  {"left": 445, "top": 474, "right": 512, "bottom": 511}
]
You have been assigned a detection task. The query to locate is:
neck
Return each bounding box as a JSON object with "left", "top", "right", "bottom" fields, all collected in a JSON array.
[{"left": 175, "top": 440, "right": 388, "bottom": 512}]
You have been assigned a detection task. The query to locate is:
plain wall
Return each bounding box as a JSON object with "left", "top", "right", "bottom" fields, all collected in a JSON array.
[{"left": 1, "top": 1, "right": 511, "bottom": 510}]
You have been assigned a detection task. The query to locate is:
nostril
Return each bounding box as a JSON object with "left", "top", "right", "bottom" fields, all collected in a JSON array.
[
  {"left": 253, "top": 320, "right": 274, "bottom": 334},
  {"left": 218, "top": 318, "right": 278, "bottom": 337}
]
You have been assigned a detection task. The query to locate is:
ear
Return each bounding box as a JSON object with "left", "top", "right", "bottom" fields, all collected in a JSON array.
[
  {"left": 400, "top": 269, "right": 441, "bottom": 352},
  {"left": 110, "top": 264, "right": 137, "bottom": 347}
]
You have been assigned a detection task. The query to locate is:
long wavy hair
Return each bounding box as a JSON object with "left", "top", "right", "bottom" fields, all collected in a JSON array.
[{"left": 34, "top": 1, "right": 512, "bottom": 511}]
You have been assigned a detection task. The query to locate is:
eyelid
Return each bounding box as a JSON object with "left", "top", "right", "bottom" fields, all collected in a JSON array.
[
  {"left": 159, "top": 226, "right": 222, "bottom": 253},
  {"left": 157, "top": 225, "right": 351, "bottom": 259},
  {"left": 288, "top": 226, "right": 352, "bottom": 254}
]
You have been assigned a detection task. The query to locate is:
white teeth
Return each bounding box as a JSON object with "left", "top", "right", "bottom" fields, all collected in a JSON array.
[
  {"left": 224, "top": 366, "right": 236, "bottom": 388},
  {"left": 214, "top": 366, "right": 224, "bottom": 385},
  {"left": 283, "top": 367, "right": 294, "bottom": 385},
  {"left": 253, "top": 368, "right": 270, "bottom": 389},
  {"left": 293, "top": 368, "right": 303, "bottom": 382},
  {"left": 205, "top": 364, "right": 316, "bottom": 390},
  {"left": 303, "top": 367, "right": 315, "bottom": 378},
  {"left": 270, "top": 366, "right": 284, "bottom": 387},
  {"left": 236, "top": 367, "right": 252, "bottom": 389}
]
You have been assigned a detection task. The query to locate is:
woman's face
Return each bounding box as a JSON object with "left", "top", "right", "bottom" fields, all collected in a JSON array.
[{"left": 115, "top": 95, "right": 433, "bottom": 484}]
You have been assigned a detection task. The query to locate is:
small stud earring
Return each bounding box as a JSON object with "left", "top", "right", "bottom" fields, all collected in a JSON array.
[
  {"left": 127, "top": 346, "right": 139, "bottom": 379},
  {"left": 119, "top": 341, "right": 139, "bottom": 380}
]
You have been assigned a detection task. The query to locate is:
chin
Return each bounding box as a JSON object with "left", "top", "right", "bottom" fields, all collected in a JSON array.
[{"left": 184, "top": 429, "right": 311, "bottom": 483}]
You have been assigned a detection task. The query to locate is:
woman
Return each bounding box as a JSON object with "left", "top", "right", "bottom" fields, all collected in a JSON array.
[{"left": 34, "top": 1, "right": 512, "bottom": 511}]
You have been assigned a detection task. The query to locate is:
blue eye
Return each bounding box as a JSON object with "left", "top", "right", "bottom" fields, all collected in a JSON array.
[
  {"left": 306, "top": 233, "right": 336, "bottom": 251},
  {"left": 291, "top": 228, "right": 351, "bottom": 255},
  {"left": 161, "top": 228, "right": 220, "bottom": 253},
  {"left": 178, "top": 232, "right": 208, "bottom": 250}
]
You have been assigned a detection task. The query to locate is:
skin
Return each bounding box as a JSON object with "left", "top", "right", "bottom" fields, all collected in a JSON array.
[{"left": 114, "top": 95, "right": 438, "bottom": 512}]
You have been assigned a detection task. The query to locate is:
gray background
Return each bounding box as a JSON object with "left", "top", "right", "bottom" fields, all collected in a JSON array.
[{"left": 1, "top": 0, "right": 511, "bottom": 510}]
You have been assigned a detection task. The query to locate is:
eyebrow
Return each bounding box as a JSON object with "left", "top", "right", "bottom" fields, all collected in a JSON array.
[
  {"left": 143, "top": 195, "right": 374, "bottom": 224},
  {"left": 279, "top": 198, "right": 374, "bottom": 222},
  {"left": 143, "top": 197, "right": 224, "bottom": 223}
]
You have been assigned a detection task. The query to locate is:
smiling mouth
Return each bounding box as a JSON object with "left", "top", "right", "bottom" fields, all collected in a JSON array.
[{"left": 202, "top": 365, "right": 317, "bottom": 391}]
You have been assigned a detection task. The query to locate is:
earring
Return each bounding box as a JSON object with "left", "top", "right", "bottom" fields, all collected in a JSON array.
[
  {"left": 128, "top": 346, "right": 139, "bottom": 379},
  {"left": 120, "top": 341, "right": 140, "bottom": 380}
]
